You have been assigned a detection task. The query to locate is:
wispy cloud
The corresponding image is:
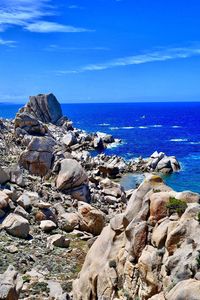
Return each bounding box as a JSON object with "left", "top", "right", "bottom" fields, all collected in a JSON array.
[
  {"left": 25, "top": 21, "right": 92, "bottom": 33},
  {"left": 0, "top": 0, "right": 92, "bottom": 33},
  {"left": 68, "top": 5, "right": 84, "bottom": 10},
  {"left": 57, "top": 46, "right": 200, "bottom": 74},
  {"left": 46, "top": 44, "right": 110, "bottom": 51},
  {"left": 0, "top": 38, "right": 16, "bottom": 47}
]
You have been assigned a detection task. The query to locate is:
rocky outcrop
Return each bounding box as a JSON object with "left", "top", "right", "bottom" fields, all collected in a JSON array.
[
  {"left": 73, "top": 175, "right": 200, "bottom": 300},
  {"left": 18, "top": 93, "right": 63, "bottom": 125},
  {"left": 146, "top": 151, "right": 180, "bottom": 174}
]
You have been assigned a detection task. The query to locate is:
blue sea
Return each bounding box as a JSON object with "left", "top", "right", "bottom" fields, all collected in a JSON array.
[{"left": 0, "top": 102, "right": 199, "bottom": 193}]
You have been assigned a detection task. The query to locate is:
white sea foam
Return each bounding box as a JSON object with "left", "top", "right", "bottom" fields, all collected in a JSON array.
[
  {"left": 188, "top": 141, "right": 200, "bottom": 145},
  {"left": 171, "top": 125, "right": 182, "bottom": 128},
  {"left": 107, "top": 139, "right": 124, "bottom": 148},
  {"left": 138, "top": 126, "right": 148, "bottom": 129},
  {"left": 98, "top": 123, "right": 110, "bottom": 126},
  {"left": 109, "top": 127, "right": 120, "bottom": 130},
  {"left": 121, "top": 126, "right": 135, "bottom": 129},
  {"left": 150, "top": 124, "right": 163, "bottom": 128},
  {"left": 170, "top": 138, "right": 188, "bottom": 142}
]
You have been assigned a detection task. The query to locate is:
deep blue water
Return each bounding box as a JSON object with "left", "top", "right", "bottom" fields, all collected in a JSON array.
[{"left": 0, "top": 102, "right": 199, "bottom": 193}]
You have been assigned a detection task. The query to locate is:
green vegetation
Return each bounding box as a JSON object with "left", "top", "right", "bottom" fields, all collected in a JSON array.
[
  {"left": 22, "top": 274, "right": 31, "bottom": 283},
  {"left": 197, "top": 212, "right": 200, "bottom": 223},
  {"left": 166, "top": 197, "right": 187, "bottom": 216},
  {"left": 153, "top": 189, "right": 161, "bottom": 193}
]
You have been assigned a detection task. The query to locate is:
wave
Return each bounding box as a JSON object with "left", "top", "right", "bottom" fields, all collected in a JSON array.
[
  {"left": 121, "top": 126, "right": 135, "bottom": 129},
  {"left": 150, "top": 124, "right": 163, "bottom": 128},
  {"left": 107, "top": 139, "right": 124, "bottom": 149},
  {"left": 171, "top": 125, "right": 182, "bottom": 128},
  {"left": 188, "top": 141, "right": 200, "bottom": 145},
  {"left": 170, "top": 138, "right": 188, "bottom": 142},
  {"left": 98, "top": 123, "right": 110, "bottom": 126},
  {"left": 109, "top": 126, "right": 120, "bottom": 130},
  {"left": 138, "top": 126, "right": 148, "bottom": 129}
]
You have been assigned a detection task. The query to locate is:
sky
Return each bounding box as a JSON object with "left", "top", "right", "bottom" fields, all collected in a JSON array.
[{"left": 1, "top": 0, "right": 200, "bottom": 103}]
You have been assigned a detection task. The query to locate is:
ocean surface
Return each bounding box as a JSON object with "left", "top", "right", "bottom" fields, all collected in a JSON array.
[{"left": 0, "top": 102, "right": 199, "bottom": 193}]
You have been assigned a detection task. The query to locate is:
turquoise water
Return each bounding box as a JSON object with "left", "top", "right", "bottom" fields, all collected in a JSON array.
[{"left": 0, "top": 102, "right": 199, "bottom": 193}]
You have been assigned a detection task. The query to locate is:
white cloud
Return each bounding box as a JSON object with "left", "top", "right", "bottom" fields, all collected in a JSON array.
[
  {"left": 0, "top": 38, "right": 16, "bottom": 47},
  {"left": 25, "top": 21, "right": 92, "bottom": 33},
  {"left": 0, "top": 0, "right": 92, "bottom": 33},
  {"left": 57, "top": 46, "right": 200, "bottom": 74}
]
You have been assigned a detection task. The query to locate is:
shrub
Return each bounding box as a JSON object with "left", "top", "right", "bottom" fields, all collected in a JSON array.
[{"left": 166, "top": 197, "right": 187, "bottom": 216}]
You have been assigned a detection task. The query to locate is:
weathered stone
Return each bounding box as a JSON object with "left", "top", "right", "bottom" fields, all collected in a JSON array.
[
  {"left": 0, "top": 166, "right": 10, "bottom": 184},
  {"left": 20, "top": 136, "right": 56, "bottom": 176},
  {"left": 40, "top": 220, "right": 57, "bottom": 232},
  {"left": 78, "top": 202, "right": 106, "bottom": 236},
  {"left": 20, "top": 93, "right": 63, "bottom": 124},
  {"left": 2, "top": 213, "right": 30, "bottom": 238},
  {"left": 47, "top": 234, "right": 70, "bottom": 249},
  {"left": 56, "top": 159, "right": 88, "bottom": 191}
]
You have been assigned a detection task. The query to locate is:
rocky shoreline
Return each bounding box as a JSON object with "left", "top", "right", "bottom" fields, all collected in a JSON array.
[{"left": 1, "top": 94, "right": 199, "bottom": 300}]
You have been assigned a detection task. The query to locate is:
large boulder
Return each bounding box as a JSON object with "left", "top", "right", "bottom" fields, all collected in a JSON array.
[
  {"left": 146, "top": 152, "right": 180, "bottom": 174},
  {"left": 14, "top": 112, "right": 46, "bottom": 135},
  {"left": 2, "top": 213, "right": 30, "bottom": 238},
  {"left": 78, "top": 202, "right": 106, "bottom": 236},
  {"left": 56, "top": 159, "right": 88, "bottom": 191},
  {"left": 20, "top": 136, "right": 56, "bottom": 176},
  {"left": 166, "top": 279, "right": 200, "bottom": 300},
  {"left": 19, "top": 93, "right": 63, "bottom": 125}
]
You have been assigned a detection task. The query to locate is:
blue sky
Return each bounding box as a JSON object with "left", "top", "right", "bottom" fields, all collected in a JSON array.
[{"left": 1, "top": 0, "right": 200, "bottom": 103}]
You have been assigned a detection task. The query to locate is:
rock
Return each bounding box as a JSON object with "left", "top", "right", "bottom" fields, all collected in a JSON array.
[
  {"left": 0, "top": 265, "right": 23, "bottom": 300},
  {"left": 0, "top": 191, "right": 10, "bottom": 210},
  {"left": 149, "top": 192, "right": 170, "bottom": 225},
  {"left": 96, "top": 132, "right": 115, "bottom": 144},
  {"left": 7, "top": 164, "right": 25, "bottom": 187},
  {"left": 6, "top": 245, "right": 18, "bottom": 254},
  {"left": 16, "top": 191, "right": 39, "bottom": 210},
  {"left": 93, "top": 136, "right": 104, "bottom": 150},
  {"left": 146, "top": 152, "right": 180, "bottom": 174},
  {"left": 78, "top": 202, "right": 106, "bottom": 236},
  {"left": 2, "top": 213, "right": 30, "bottom": 238},
  {"left": 14, "top": 112, "right": 46, "bottom": 135},
  {"left": 19, "top": 93, "right": 63, "bottom": 125},
  {"left": 47, "top": 234, "right": 70, "bottom": 249},
  {"left": 100, "top": 178, "right": 125, "bottom": 199},
  {"left": 40, "top": 220, "right": 57, "bottom": 232},
  {"left": 14, "top": 206, "right": 30, "bottom": 220},
  {"left": 138, "top": 246, "right": 162, "bottom": 299},
  {"left": 151, "top": 218, "right": 170, "bottom": 248},
  {"left": 48, "top": 280, "right": 64, "bottom": 299},
  {"left": 62, "top": 132, "right": 77, "bottom": 147},
  {"left": 125, "top": 220, "right": 148, "bottom": 259},
  {"left": 0, "top": 166, "right": 10, "bottom": 184},
  {"left": 56, "top": 159, "right": 88, "bottom": 191},
  {"left": 166, "top": 279, "right": 200, "bottom": 300},
  {"left": 59, "top": 212, "right": 80, "bottom": 232},
  {"left": 20, "top": 136, "right": 56, "bottom": 176}
]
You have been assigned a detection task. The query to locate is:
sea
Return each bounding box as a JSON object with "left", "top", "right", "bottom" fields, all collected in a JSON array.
[{"left": 0, "top": 102, "right": 199, "bottom": 193}]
